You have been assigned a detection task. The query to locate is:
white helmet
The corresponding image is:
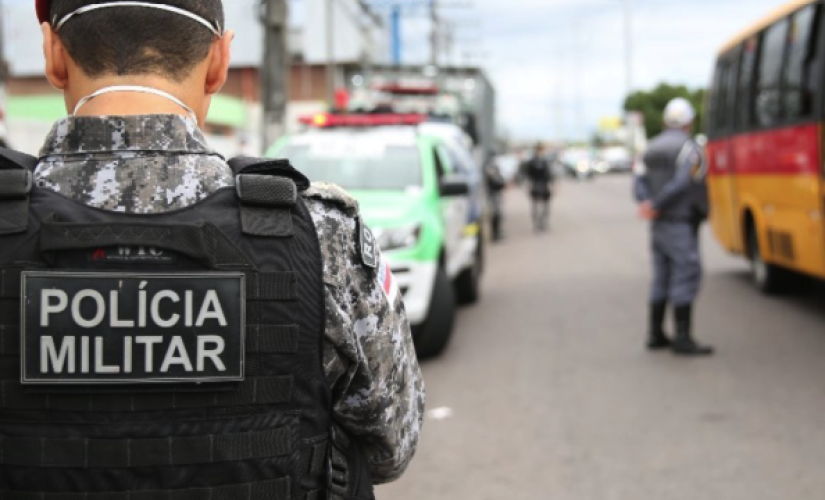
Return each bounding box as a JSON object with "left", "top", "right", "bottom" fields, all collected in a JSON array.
[{"left": 663, "top": 98, "right": 696, "bottom": 128}]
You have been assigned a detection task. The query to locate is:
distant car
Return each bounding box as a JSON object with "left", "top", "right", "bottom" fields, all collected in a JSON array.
[
  {"left": 495, "top": 154, "right": 520, "bottom": 183},
  {"left": 598, "top": 146, "right": 633, "bottom": 173},
  {"left": 267, "top": 114, "right": 484, "bottom": 358},
  {"left": 560, "top": 148, "right": 596, "bottom": 179}
]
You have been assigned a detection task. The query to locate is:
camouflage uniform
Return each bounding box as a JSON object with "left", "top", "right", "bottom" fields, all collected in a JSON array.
[{"left": 35, "top": 114, "right": 425, "bottom": 484}]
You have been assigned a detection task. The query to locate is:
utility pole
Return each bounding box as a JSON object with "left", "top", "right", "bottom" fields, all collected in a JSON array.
[
  {"left": 326, "top": 0, "right": 336, "bottom": 106},
  {"left": 621, "top": 0, "right": 636, "bottom": 155},
  {"left": 390, "top": 4, "right": 401, "bottom": 65},
  {"left": 574, "top": 17, "right": 583, "bottom": 143},
  {"left": 260, "top": 0, "right": 290, "bottom": 154},
  {"left": 430, "top": 0, "right": 439, "bottom": 67}
]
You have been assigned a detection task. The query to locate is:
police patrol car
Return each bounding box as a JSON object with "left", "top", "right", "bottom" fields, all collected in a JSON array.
[{"left": 268, "top": 113, "right": 484, "bottom": 358}]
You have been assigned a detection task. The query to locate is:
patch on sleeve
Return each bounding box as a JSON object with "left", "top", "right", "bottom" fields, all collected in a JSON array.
[
  {"left": 377, "top": 254, "right": 399, "bottom": 305},
  {"left": 359, "top": 218, "right": 378, "bottom": 269},
  {"left": 689, "top": 149, "right": 707, "bottom": 181},
  {"left": 302, "top": 182, "right": 360, "bottom": 214}
]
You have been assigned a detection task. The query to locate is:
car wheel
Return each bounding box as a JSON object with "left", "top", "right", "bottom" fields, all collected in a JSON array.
[
  {"left": 748, "top": 227, "right": 790, "bottom": 294},
  {"left": 413, "top": 267, "right": 456, "bottom": 359},
  {"left": 455, "top": 233, "right": 483, "bottom": 305}
]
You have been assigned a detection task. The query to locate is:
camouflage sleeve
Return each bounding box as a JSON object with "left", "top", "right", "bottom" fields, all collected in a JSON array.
[{"left": 303, "top": 188, "right": 425, "bottom": 484}]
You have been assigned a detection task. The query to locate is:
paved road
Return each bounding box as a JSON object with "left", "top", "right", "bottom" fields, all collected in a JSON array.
[{"left": 377, "top": 175, "right": 825, "bottom": 500}]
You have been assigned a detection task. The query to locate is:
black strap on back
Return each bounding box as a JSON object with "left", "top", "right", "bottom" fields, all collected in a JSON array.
[
  {"left": 229, "top": 157, "right": 309, "bottom": 238},
  {"left": 0, "top": 148, "right": 37, "bottom": 236}
]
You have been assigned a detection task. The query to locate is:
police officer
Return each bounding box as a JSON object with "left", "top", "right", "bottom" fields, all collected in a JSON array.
[
  {"left": 521, "top": 142, "right": 556, "bottom": 232},
  {"left": 0, "top": 1, "right": 424, "bottom": 498},
  {"left": 635, "top": 98, "right": 713, "bottom": 356},
  {"left": 483, "top": 149, "right": 507, "bottom": 241}
]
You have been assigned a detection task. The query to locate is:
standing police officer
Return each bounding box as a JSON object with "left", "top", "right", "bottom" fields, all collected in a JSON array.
[
  {"left": 0, "top": 1, "right": 424, "bottom": 498},
  {"left": 483, "top": 149, "right": 507, "bottom": 241},
  {"left": 522, "top": 142, "right": 555, "bottom": 232},
  {"left": 634, "top": 98, "right": 713, "bottom": 356}
]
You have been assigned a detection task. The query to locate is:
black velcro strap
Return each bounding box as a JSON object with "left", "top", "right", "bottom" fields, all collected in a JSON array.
[
  {"left": 0, "top": 148, "right": 37, "bottom": 236},
  {"left": 39, "top": 221, "right": 253, "bottom": 269},
  {"left": 0, "top": 170, "right": 32, "bottom": 199},
  {"left": 309, "top": 441, "right": 328, "bottom": 476},
  {"left": 237, "top": 174, "right": 297, "bottom": 207},
  {"left": 0, "top": 478, "right": 290, "bottom": 500},
  {"left": 247, "top": 272, "right": 297, "bottom": 301},
  {"left": 0, "top": 428, "right": 291, "bottom": 467},
  {"left": 228, "top": 156, "right": 310, "bottom": 191},
  {"left": 0, "top": 376, "right": 294, "bottom": 411},
  {"left": 234, "top": 170, "right": 298, "bottom": 238},
  {"left": 327, "top": 443, "right": 349, "bottom": 496},
  {"left": 247, "top": 325, "right": 300, "bottom": 353}
]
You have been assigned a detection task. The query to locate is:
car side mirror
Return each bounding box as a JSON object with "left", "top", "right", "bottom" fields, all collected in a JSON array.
[{"left": 440, "top": 176, "right": 470, "bottom": 197}]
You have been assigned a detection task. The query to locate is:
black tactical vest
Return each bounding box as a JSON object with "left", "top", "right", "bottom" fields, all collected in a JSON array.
[{"left": 0, "top": 151, "right": 374, "bottom": 500}]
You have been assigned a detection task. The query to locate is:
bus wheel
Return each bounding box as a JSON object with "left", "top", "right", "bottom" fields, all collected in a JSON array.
[{"left": 748, "top": 228, "right": 788, "bottom": 294}]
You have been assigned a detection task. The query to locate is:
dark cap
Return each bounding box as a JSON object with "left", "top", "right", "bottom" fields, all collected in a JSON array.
[{"left": 36, "top": 0, "right": 51, "bottom": 24}]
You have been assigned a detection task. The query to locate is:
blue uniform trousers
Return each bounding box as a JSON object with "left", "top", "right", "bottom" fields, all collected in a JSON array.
[{"left": 650, "top": 221, "right": 702, "bottom": 306}]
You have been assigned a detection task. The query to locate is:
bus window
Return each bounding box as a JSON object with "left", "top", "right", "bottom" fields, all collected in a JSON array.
[
  {"left": 712, "top": 63, "right": 729, "bottom": 134},
  {"left": 724, "top": 55, "right": 739, "bottom": 130},
  {"left": 783, "top": 5, "right": 819, "bottom": 120},
  {"left": 756, "top": 20, "right": 789, "bottom": 127},
  {"left": 737, "top": 37, "right": 759, "bottom": 129}
]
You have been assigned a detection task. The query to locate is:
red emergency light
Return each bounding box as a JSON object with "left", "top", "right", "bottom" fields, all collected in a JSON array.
[
  {"left": 300, "top": 113, "right": 428, "bottom": 128},
  {"left": 374, "top": 84, "right": 440, "bottom": 96}
]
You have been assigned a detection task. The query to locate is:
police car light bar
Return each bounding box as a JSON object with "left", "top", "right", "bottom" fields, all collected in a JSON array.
[
  {"left": 374, "top": 84, "right": 440, "bottom": 96},
  {"left": 300, "top": 113, "right": 428, "bottom": 128}
]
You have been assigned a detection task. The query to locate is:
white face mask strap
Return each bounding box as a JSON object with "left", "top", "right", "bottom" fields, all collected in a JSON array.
[
  {"left": 73, "top": 85, "right": 199, "bottom": 122},
  {"left": 54, "top": 2, "right": 222, "bottom": 36}
]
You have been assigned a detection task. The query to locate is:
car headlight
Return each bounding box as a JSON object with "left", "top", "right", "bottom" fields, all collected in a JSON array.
[{"left": 374, "top": 225, "right": 421, "bottom": 252}]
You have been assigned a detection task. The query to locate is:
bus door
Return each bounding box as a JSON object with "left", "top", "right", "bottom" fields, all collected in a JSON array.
[{"left": 709, "top": 50, "right": 744, "bottom": 254}]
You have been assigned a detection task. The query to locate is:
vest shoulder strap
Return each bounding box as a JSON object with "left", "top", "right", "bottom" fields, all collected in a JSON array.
[
  {"left": 302, "top": 182, "right": 360, "bottom": 216},
  {"left": 228, "top": 156, "right": 308, "bottom": 238},
  {"left": 228, "top": 156, "right": 310, "bottom": 191},
  {"left": 0, "top": 148, "right": 37, "bottom": 235}
]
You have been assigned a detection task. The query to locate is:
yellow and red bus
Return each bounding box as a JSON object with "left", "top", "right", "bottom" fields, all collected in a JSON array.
[{"left": 706, "top": 0, "right": 825, "bottom": 292}]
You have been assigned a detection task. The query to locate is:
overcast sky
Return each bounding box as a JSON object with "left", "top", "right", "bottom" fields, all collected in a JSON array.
[
  {"left": 400, "top": 0, "right": 787, "bottom": 140},
  {"left": 3, "top": 0, "right": 794, "bottom": 140}
]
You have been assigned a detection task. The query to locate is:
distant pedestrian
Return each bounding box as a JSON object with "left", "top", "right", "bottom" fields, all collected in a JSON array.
[
  {"left": 522, "top": 142, "right": 556, "bottom": 231},
  {"left": 634, "top": 98, "right": 713, "bottom": 356},
  {"left": 483, "top": 150, "right": 507, "bottom": 241}
]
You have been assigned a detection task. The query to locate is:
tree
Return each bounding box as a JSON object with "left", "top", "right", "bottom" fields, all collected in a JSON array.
[{"left": 624, "top": 83, "right": 705, "bottom": 138}]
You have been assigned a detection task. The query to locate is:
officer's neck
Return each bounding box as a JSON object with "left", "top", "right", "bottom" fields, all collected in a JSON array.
[{"left": 67, "top": 75, "right": 204, "bottom": 124}]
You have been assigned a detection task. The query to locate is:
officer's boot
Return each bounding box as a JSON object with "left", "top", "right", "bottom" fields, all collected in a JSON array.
[
  {"left": 671, "top": 304, "right": 714, "bottom": 356},
  {"left": 646, "top": 301, "right": 671, "bottom": 350}
]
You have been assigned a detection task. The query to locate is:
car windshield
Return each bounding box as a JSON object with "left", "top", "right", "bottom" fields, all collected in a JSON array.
[{"left": 281, "top": 135, "right": 422, "bottom": 191}]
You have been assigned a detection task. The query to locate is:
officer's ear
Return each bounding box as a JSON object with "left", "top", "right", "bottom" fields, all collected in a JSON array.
[
  {"left": 205, "top": 30, "right": 235, "bottom": 96},
  {"left": 41, "top": 23, "right": 69, "bottom": 90}
]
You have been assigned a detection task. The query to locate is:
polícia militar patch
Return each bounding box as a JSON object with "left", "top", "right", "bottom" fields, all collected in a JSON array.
[
  {"left": 359, "top": 218, "right": 378, "bottom": 269},
  {"left": 20, "top": 272, "right": 245, "bottom": 385}
]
